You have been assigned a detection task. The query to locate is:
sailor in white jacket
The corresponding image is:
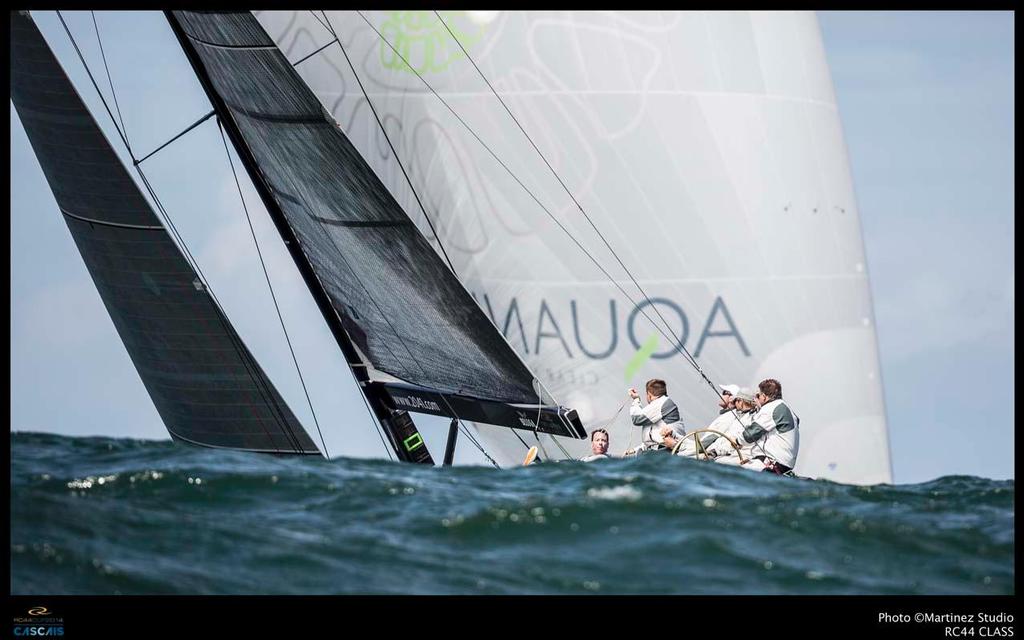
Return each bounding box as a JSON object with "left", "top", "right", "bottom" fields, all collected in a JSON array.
[
  {"left": 707, "top": 387, "right": 759, "bottom": 464},
  {"left": 624, "top": 379, "right": 685, "bottom": 455},
  {"left": 734, "top": 378, "right": 800, "bottom": 473},
  {"left": 664, "top": 383, "right": 741, "bottom": 457}
]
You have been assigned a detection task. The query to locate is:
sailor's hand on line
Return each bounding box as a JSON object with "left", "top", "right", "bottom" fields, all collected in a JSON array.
[{"left": 628, "top": 388, "right": 639, "bottom": 399}]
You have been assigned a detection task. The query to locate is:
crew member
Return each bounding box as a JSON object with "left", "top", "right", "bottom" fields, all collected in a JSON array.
[
  {"left": 623, "top": 379, "right": 685, "bottom": 455},
  {"left": 735, "top": 378, "right": 800, "bottom": 474},
  {"left": 580, "top": 428, "right": 610, "bottom": 462}
]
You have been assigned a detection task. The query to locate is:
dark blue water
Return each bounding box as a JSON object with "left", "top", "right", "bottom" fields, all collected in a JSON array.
[{"left": 9, "top": 432, "right": 1014, "bottom": 594}]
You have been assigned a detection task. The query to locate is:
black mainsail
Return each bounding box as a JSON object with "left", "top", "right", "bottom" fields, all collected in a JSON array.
[
  {"left": 10, "top": 12, "right": 320, "bottom": 455},
  {"left": 166, "top": 11, "right": 585, "bottom": 441}
]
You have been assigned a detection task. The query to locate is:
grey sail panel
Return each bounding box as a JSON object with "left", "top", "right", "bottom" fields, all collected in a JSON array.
[
  {"left": 10, "top": 12, "right": 319, "bottom": 455},
  {"left": 169, "top": 11, "right": 540, "bottom": 405}
]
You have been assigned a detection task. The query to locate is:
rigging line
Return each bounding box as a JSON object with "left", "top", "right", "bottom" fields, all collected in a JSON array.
[
  {"left": 368, "top": 404, "right": 396, "bottom": 462},
  {"left": 354, "top": 380, "right": 394, "bottom": 461},
  {"left": 509, "top": 426, "right": 533, "bottom": 452},
  {"left": 547, "top": 430, "right": 574, "bottom": 460},
  {"left": 133, "top": 166, "right": 296, "bottom": 454},
  {"left": 91, "top": 11, "right": 129, "bottom": 151},
  {"left": 531, "top": 386, "right": 548, "bottom": 459},
  {"left": 217, "top": 119, "right": 331, "bottom": 458},
  {"left": 429, "top": 381, "right": 498, "bottom": 467},
  {"left": 134, "top": 110, "right": 216, "bottom": 165},
  {"left": 308, "top": 9, "right": 331, "bottom": 34},
  {"left": 292, "top": 38, "right": 338, "bottom": 67},
  {"left": 433, "top": 12, "right": 722, "bottom": 400},
  {"left": 461, "top": 429, "right": 498, "bottom": 468},
  {"left": 355, "top": 11, "right": 707, "bottom": 397},
  {"left": 56, "top": 11, "right": 134, "bottom": 158},
  {"left": 445, "top": 402, "right": 499, "bottom": 469},
  {"left": 532, "top": 380, "right": 573, "bottom": 460},
  {"left": 456, "top": 422, "right": 500, "bottom": 468},
  {"left": 529, "top": 397, "right": 552, "bottom": 461},
  {"left": 318, "top": 11, "right": 460, "bottom": 278},
  {"left": 59, "top": 10, "right": 301, "bottom": 453}
]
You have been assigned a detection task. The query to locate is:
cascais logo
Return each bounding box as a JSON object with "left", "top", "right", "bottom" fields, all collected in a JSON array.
[{"left": 13, "top": 605, "right": 64, "bottom": 636}]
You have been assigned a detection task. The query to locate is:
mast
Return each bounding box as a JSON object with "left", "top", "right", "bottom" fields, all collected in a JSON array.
[{"left": 163, "top": 11, "right": 433, "bottom": 464}]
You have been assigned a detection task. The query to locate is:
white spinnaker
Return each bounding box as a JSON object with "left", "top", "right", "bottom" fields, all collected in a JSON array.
[{"left": 257, "top": 11, "right": 892, "bottom": 485}]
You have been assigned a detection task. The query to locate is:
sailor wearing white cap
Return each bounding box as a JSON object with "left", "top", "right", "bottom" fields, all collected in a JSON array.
[
  {"left": 706, "top": 387, "right": 758, "bottom": 463},
  {"left": 718, "top": 384, "right": 740, "bottom": 399}
]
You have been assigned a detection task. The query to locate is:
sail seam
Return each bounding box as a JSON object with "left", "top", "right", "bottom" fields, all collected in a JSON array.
[
  {"left": 309, "top": 217, "right": 412, "bottom": 228},
  {"left": 228, "top": 105, "right": 328, "bottom": 125},
  {"left": 182, "top": 35, "right": 278, "bottom": 51},
  {"left": 61, "top": 208, "right": 165, "bottom": 230},
  {"left": 167, "top": 428, "right": 320, "bottom": 454}
]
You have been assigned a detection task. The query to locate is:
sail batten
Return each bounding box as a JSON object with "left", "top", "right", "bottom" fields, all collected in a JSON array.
[
  {"left": 167, "top": 11, "right": 583, "bottom": 439},
  {"left": 11, "top": 12, "right": 321, "bottom": 456}
]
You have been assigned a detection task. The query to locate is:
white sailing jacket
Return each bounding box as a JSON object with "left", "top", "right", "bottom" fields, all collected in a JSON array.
[
  {"left": 630, "top": 395, "right": 685, "bottom": 449},
  {"left": 735, "top": 398, "right": 800, "bottom": 469},
  {"left": 704, "top": 409, "right": 756, "bottom": 458}
]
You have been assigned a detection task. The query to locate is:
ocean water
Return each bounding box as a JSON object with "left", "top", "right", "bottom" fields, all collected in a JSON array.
[{"left": 9, "top": 432, "right": 1014, "bottom": 595}]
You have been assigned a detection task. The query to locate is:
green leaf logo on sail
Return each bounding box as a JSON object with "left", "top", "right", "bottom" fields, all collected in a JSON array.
[
  {"left": 380, "top": 11, "right": 487, "bottom": 74},
  {"left": 624, "top": 335, "right": 659, "bottom": 381}
]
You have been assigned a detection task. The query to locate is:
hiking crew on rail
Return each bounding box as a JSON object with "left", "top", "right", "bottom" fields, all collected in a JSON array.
[{"left": 606, "top": 377, "right": 800, "bottom": 475}]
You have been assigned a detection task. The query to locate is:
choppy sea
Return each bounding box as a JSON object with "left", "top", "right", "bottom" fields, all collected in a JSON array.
[{"left": 9, "top": 432, "right": 1014, "bottom": 595}]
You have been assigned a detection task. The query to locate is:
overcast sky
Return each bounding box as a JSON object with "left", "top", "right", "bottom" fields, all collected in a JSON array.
[{"left": 9, "top": 11, "right": 1014, "bottom": 483}]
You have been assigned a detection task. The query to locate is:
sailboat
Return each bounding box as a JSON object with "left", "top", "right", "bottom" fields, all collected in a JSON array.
[
  {"left": 11, "top": 11, "right": 891, "bottom": 484},
  {"left": 254, "top": 11, "right": 893, "bottom": 484},
  {"left": 11, "top": 9, "right": 585, "bottom": 466}
]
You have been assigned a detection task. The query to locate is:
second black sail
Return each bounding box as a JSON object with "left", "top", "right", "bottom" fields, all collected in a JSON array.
[{"left": 10, "top": 12, "right": 320, "bottom": 455}]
